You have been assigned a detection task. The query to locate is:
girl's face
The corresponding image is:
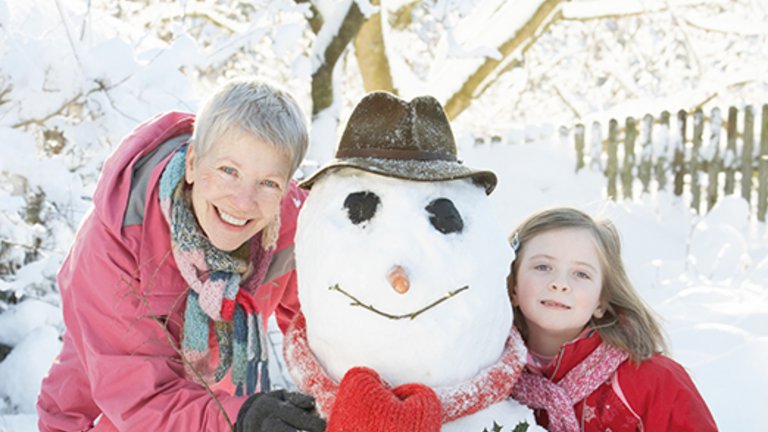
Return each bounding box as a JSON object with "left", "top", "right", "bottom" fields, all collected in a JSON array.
[
  {"left": 185, "top": 127, "right": 291, "bottom": 252},
  {"left": 512, "top": 227, "right": 605, "bottom": 356}
]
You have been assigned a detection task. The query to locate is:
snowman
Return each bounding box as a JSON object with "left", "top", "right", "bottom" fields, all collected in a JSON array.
[{"left": 285, "top": 92, "right": 542, "bottom": 431}]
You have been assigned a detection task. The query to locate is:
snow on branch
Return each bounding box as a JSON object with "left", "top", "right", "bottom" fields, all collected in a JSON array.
[
  {"left": 560, "top": 0, "right": 726, "bottom": 20},
  {"left": 444, "top": 0, "right": 564, "bottom": 119}
]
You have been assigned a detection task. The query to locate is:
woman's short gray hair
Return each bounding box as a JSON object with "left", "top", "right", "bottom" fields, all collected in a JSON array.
[{"left": 191, "top": 79, "right": 309, "bottom": 176}]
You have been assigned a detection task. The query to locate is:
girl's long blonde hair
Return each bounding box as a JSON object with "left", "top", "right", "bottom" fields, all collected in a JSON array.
[{"left": 507, "top": 207, "right": 667, "bottom": 363}]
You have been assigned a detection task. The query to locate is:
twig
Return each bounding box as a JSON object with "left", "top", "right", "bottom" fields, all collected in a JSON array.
[
  {"left": 54, "top": 0, "right": 84, "bottom": 72},
  {"left": 294, "top": 0, "right": 324, "bottom": 34},
  {"left": 553, "top": 84, "right": 582, "bottom": 119},
  {"left": 11, "top": 91, "right": 85, "bottom": 129},
  {"left": 11, "top": 74, "right": 134, "bottom": 129},
  {"left": 329, "top": 283, "right": 469, "bottom": 320},
  {"left": 664, "top": 0, "right": 702, "bottom": 78},
  {"left": 120, "top": 268, "right": 235, "bottom": 430},
  {"left": 95, "top": 78, "right": 142, "bottom": 123},
  {"left": 0, "top": 85, "right": 12, "bottom": 106}
]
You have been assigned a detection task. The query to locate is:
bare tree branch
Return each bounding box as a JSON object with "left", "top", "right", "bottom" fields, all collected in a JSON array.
[
  {"left": 559, "top": 0, "right": 714, "bottom": 21},
  {"left": 295, "top": 0, "right": 324, "bottom": 34},
  {"left": 0, "top": 85, "right": 12, "bottom": 106},
  {"left": 389, "top": 1, "right": 418, "bottom": 30},
  {"left": 11, "top": 91, "right": 86, "bottom": 129},
  {"left": 54, "top": 0, "right": 84, "bottom": 72},
  {"left": 444, "top": 0, "right": 565, "bottom": 119},
  {"left": 10, "top": 76, "right": 132, "bottom": 129}
]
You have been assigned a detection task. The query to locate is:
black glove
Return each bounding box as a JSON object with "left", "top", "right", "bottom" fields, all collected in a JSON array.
[{"left": 235, "top": 389, "right": 326, "bottom": 432}]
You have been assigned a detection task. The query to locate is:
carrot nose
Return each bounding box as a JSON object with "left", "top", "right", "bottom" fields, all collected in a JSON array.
[{"left": 387, "top": 265, "right": 410, "bottom": 294}]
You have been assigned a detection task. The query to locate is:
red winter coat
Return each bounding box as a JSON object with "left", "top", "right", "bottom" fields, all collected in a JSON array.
[
  {"left": 526, "top": 332, "right": 717, "bottom": 431},
  {"left": 36, "top": 112, "right": 307, "bottom": 431}
]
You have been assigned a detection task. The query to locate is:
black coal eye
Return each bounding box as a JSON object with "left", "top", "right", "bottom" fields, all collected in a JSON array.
[
  {"left": 425, "top": 198, "right": 463, "bottom": 234},
  {"left": 344, "top": 191, "right": 380, "bottom": 225}
]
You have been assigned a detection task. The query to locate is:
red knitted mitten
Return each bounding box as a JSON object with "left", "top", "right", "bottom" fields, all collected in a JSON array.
[{"left": 327, "top": 367, "right": 443, "bottom": 432}]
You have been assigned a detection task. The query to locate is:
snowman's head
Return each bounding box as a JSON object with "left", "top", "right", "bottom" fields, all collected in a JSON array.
[
  {"left": 295, "top": 168, "right": 514, "bottom": 387},
  {"left": 294, "top": 91, "right": 513, "bottom": 387}
]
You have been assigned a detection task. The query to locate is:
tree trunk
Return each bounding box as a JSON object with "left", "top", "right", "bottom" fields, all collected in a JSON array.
[
  {"left": 311, "top": 2, "right": 365, "bottom": 116},
  {"left": 354, "top": 0, "right": 396, "bottom": 94}
]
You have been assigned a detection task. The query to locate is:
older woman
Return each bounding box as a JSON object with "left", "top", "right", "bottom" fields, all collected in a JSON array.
[{"left": 37, "top": 80, "right": 325, "bottom": 432}]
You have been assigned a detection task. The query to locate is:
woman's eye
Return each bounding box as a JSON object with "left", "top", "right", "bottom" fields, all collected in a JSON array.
[
  {"left": 344, "top": 191, "right": 380, "bottom": 225},
  {"left": 425, "top": 198, "right": 463, "bottom": 234},
  {"left": 534, "top": 264, "right": 550, "bottom": 271},
  {"left": 220, "top": 166, "right": 236, "bottom": 176}
]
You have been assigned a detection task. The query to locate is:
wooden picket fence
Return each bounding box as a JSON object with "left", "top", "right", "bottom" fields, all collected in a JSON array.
[{"left": 574, "top": 104, "right": 768, "bottom": 222}]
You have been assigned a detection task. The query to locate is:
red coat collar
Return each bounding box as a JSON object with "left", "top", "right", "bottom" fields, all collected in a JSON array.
[{"left": 536, "top": 330, "right": 604, "bottom": 382}]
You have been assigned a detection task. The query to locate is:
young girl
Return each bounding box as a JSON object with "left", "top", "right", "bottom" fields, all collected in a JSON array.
[{"left": 507, "top": 207, "right": 717, "bottom": 432}]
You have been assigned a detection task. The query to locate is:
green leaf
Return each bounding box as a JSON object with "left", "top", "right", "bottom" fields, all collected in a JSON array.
[{"left": 511, "top": 420, "right": 530, "bottom": 432}]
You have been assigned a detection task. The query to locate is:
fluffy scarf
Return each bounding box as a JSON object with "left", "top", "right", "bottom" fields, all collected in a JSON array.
[
  {"left": 159, "top": 144, "right": 278, "bottom": 396},
  {"left": 284, "top": 312, "right": 527, "bottom": 423},
  {"left": 511, "top": 340, "right": 629, "bottom": 432}
]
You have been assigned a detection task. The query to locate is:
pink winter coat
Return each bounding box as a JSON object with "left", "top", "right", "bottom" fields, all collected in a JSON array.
[{"left": 36, "top": 112, "right": 307, "bottom": 431}]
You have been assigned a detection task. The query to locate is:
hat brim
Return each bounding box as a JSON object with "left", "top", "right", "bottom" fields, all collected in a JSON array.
[{"left": 299, "top": 157, "right": 497, "bottom": 195}]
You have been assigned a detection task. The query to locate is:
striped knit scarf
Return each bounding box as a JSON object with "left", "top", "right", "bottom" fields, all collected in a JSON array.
[
  {"left": 511, "top": 341, "right": 629, "bottom": 432},
  {"left": 159, "top": 144, "right": 276, "bottom": 396}
]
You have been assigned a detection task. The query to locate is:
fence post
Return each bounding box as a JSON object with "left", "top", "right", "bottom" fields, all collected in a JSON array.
[
  {"left": 590, "top": 121, "right": 603, "bottom": 171},
  {"left": 691, "top": 109, "right": 704, "bottom": 213},
  {"left": 758, "top": 104, "right": 768, "bottom": 222},
  {"left": 607, "top": 119, "right": 619, "bottom": 199},
  {"left": 622, "top": 117, "right": 636, "bottom": 199},
  {"left": 707, "top": 107, "right": 723, "bottom": 211},
  {"left": 639, "top": 114, "right": 654, "bottom": 192},
  {"left": 741, "top": 105, "right": 755, "bottom": 203},
  {"left": 656, "top": 111, "right": 671, "bottom": 190},
  {"left": 673, "top": 109, "right": 687, "bottom": 196},
  {"left": 725, "top": 106, "right": 738, "bottom": 195},
  {"left": 575, "top": 123, "right": 585, "bottom": 172}
]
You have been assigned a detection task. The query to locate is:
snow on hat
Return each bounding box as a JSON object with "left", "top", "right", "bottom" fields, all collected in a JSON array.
[{"left": 299, "top": 91, "right": 498, "bottom": 194}]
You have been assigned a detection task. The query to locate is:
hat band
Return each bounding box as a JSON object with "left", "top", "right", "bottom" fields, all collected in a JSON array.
[{"left": 337, "top": 148, "right": 454, "bottom": 161}]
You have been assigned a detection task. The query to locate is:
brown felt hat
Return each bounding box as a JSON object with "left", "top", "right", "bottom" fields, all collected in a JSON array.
[{"left": 299, "top": 91, "right": 497, "bottom": 194}]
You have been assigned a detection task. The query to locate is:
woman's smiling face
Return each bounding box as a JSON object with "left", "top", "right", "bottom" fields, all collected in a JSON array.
[
  {"left": 512, "top": 227, "right": 605, "bottom": 355},
  {"left": 185, "top": 127, "right": 290, "bottom": 252}
]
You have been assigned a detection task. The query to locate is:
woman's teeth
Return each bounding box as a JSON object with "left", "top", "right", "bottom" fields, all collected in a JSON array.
[{"left": 218, "top": 208, "right": 248, "bottom": 226}]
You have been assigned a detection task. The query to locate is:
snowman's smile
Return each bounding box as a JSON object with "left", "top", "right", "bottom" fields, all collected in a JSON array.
[{"left": 329, "top": 283, "right": 469, "bottom": 320}]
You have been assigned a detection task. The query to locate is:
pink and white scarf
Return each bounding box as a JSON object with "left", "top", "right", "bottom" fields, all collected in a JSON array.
[{"left": 511, "top": 340, "right": 629, "bottom": 432}]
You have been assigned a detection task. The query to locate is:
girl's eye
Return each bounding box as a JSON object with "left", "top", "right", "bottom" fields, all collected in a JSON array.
[
  {"left": 534, "top": 264, "right": 550, "bottom": 271},
  {"left": 575, "top": 271, "right": 591, "bottom": 280}
]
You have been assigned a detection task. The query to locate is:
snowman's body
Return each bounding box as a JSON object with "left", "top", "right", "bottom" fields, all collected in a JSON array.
[{"left": 289, "top": 169, "right": 541, "bottom": 431}]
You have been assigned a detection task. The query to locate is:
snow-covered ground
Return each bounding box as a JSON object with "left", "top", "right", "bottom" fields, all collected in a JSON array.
[{"left": 2, "top": 125, "right": 767, "bottom": 431}]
